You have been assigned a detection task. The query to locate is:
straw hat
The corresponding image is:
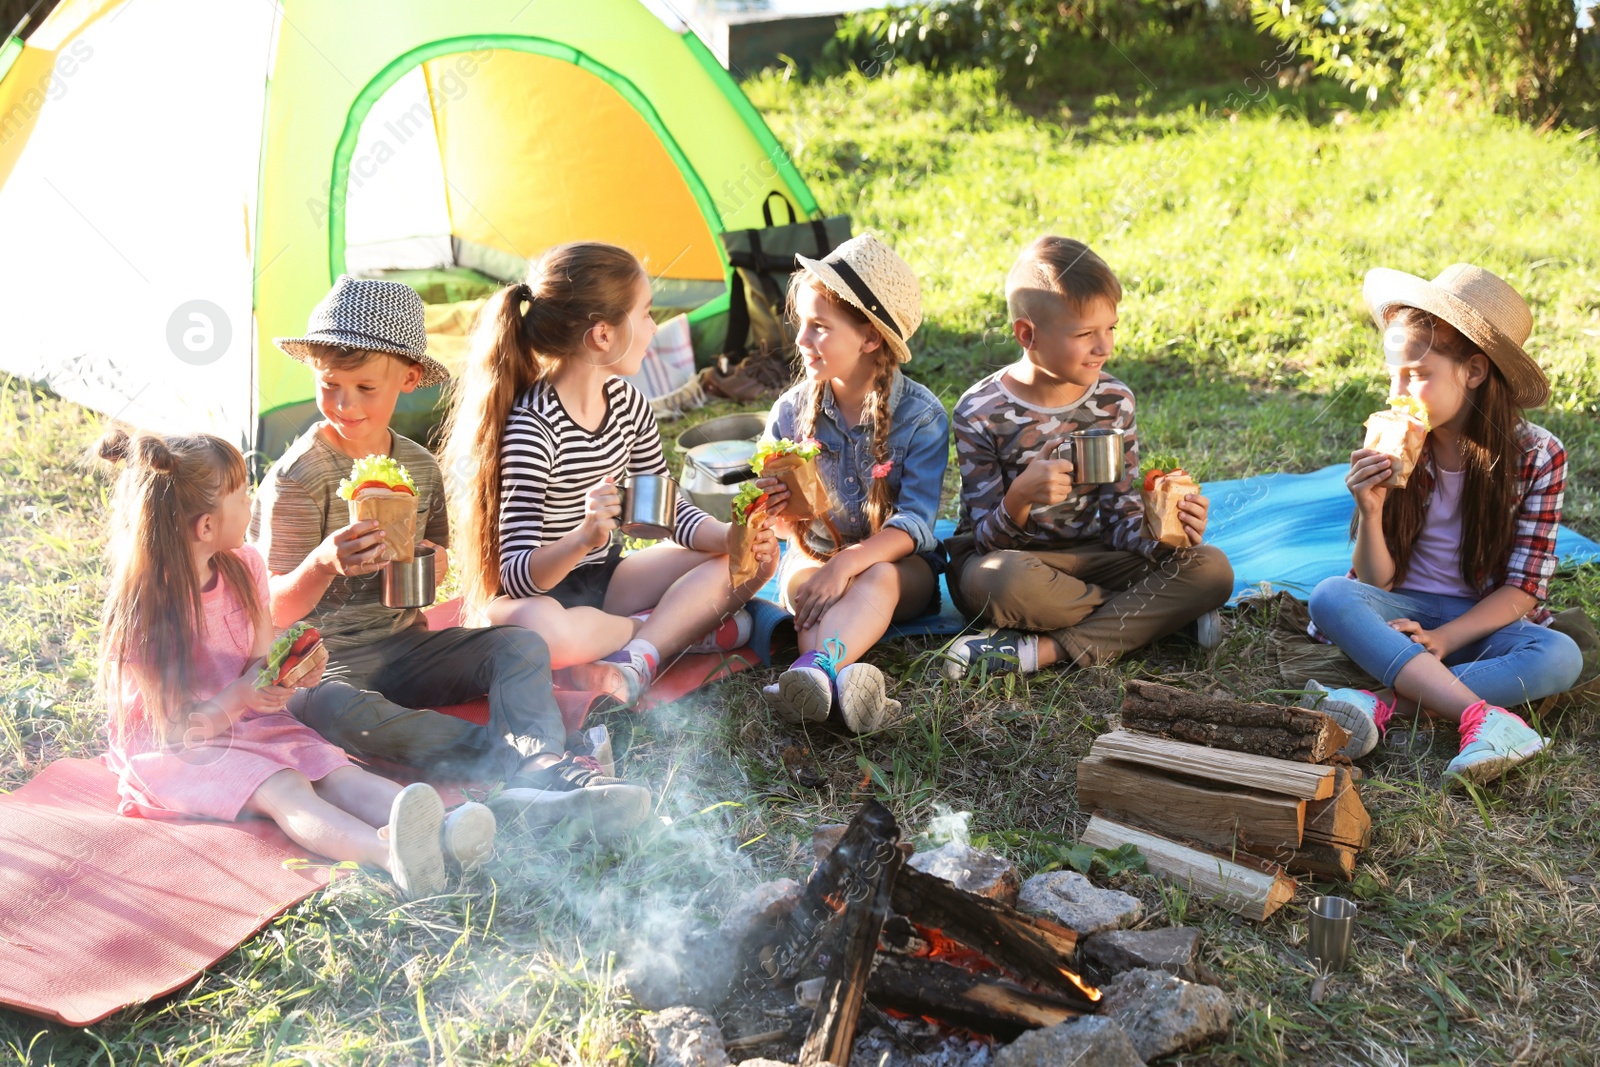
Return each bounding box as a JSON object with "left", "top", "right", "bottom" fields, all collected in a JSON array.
[
  {"left": 275, "top": 275, "right": 450, "bottom": 387},
  {"left": 1363, "top": 264, "right": 1548, "bottom": 408},
  {"left": 796, "top": 233, "right": 922, "bottom": 364}
]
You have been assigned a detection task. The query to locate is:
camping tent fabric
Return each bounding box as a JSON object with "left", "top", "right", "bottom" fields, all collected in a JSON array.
[{"left": 0, "top": 0, "right": 820, "bottom": 458}]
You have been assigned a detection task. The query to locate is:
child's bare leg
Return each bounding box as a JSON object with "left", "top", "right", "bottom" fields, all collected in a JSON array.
[
  {"left": 797, "top": 558, "right": 934, "bottom": 663},
  {"left": 311, "top": 765, "right": 402, "bottom": 827},
  {"left": 1392, "top": 655, "right": 1480, "bottom": 722},
  {"left": 487, "top": 596, "right": 636, "bottom": 669},
  {"left": 243, "top": 769, "right": 388, "bottom": 870},
  {"left": 606, "top": 545, "right": 752, "bottom": 659}
]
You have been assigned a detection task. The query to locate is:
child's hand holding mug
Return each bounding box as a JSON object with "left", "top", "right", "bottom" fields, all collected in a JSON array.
[
  {"left": 581, "top": 476, "right": 622, "bottom": 549},
  {"left": 1003, "top": 447, "right": 1076, "bottom": 522}
]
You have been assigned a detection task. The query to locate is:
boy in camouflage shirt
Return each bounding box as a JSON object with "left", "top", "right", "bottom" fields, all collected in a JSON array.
[{"left": 942, "top": 238, "right": 1234, "bottom": 677}]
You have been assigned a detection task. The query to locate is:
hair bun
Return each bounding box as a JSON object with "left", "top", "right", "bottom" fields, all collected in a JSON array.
[
  {"left": 96, "top": 427, "right": 132, "bottom": 464},
  {"left": 135, "top": 434, "right": 176, "bottom": 474}
]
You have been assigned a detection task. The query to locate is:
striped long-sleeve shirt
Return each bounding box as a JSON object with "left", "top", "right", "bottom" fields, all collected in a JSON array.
[{"left": 497, "top": 378, "right": 710, "bottom": 598}]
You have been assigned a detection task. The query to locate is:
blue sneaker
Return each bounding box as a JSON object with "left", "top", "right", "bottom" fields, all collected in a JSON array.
[
  {"left": 1299, "top": 680, "right": 1394, "bottom": 759},
  {"left": 1444, "top": 701, "right": 1547, "bottom": 786},
  {"left": 941, "top": 628, "right": 1029, "bottom": 680}
]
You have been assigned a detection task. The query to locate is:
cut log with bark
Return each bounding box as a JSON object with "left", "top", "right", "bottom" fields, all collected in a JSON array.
[
  {"left": 798, "top": 815, "right": 902, "bottom": 1067},
  {"left": 866, "top": 954, "right": 1091, "bottom": 1040},
  {"left": 1081, "top": 815, "right": 1297, "bottom": 921},
  {"left": 1302, "top": 765, "right": 1371, "bottom": 849},
  {"left": 1077, "top": 753, "right": 1304, "bottom": 853},
  {"left": 1277, "top": 842, "right": 1357, "bottom": 881},
  {"left": 888, "top": 863, "right": 1081, "bottom": 988},
  {"left": 1091, "top": 730, "right": 1336, "bottom": 800},
  {"left": 1120, "top": 679, "right": 1350, "bottom": 762}
]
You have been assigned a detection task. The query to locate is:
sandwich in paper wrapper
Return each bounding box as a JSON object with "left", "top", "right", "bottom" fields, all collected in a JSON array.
[
  {"left": 1141, "top": 460, "right": 1199, "bottom": 550},
  {"left": 1362, "top": 396, "right": 1430, "bottom": 489},
  {"left": 752, "top": 438, "right": 830, "bottom": 521},
  {"left": 338, "top": 455, "right": 419, "bottom": 562},
  {"left": 728, "top": 482, "right": 769, "bottom": 588},
  {"left": 255, "top": 622, "right": 326, "bottom": 689}
]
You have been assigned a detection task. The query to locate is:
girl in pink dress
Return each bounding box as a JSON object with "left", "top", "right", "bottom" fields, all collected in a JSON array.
[{"left": 97, "top": 428, "right": 493, "bottom": 899}]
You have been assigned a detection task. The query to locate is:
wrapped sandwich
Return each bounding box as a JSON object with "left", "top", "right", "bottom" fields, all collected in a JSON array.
[
  {"left": 728, "top": 482, "right": 769, "bottom": 588},
  {"left": 751, "top": 438, "right": 830, "bottom": 521},
  {"left": 1362, "top": 395, "right": 1430, "bottom": 489},
  {"left": 1141, "top": 460, "right": 1199, "bottom": 550},
  {"left": 338, "top": 455, "right": 418, "bottom": 562},
  {"left": 255, "top": 623, "right": 326, "bottom": 689}
]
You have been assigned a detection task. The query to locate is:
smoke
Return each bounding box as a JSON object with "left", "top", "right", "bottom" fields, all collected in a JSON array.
[{"left": 922, "top": 805, "right": 972, "bottom": 849}]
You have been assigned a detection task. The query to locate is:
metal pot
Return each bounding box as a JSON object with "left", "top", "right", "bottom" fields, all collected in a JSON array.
[
  {"left": 1067, "top": 428, "right": 1127, "bottom": 485},
  {"left": 381, "top": 545, "right": 437, "bottom": 609},
  {"left": 620, "top": 473, "right": 680, "bottom": 539},
  {"left": 676, "top": 414, "right": 764, "bottom": 514}
]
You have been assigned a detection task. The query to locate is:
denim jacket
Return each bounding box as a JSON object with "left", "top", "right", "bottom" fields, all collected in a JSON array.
[{"left": 764, "top": 370, "right": 950, "bottom": 557}]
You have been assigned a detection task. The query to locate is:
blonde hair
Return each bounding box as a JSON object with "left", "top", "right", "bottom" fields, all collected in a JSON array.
[
  {"left": 1005, "top": 236, "right": 1123, "bottom": 325},
  {"left": 97, "top": 427, "right": 262, "bottom": 741},
  {"left": 785, "top": 272, "right": 894, "bottom": 560},
  {"left": 443, "top": 241, "right": 647, "bottom": 617}
]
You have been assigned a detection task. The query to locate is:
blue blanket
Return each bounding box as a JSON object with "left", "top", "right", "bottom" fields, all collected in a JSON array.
[{"left": 743, "top": 465, "right": 1600, "bottom": 663}]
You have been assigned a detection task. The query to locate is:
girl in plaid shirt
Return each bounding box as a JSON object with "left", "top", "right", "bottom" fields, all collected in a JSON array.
[{"left": 1307, "top": 265, "right": 1583, "bottom": 786}]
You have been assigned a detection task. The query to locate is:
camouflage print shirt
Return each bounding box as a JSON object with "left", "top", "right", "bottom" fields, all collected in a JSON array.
[{"left": 952, "top": 368, "right": 1165, "bottom": 560}]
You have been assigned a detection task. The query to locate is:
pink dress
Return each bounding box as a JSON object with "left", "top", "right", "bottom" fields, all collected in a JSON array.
[{"left": 103, "top": 544, "right": 351, "bottom": 821}]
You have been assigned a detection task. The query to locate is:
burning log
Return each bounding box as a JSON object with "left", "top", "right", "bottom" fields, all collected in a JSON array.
[
  {"left": 798, "top": 808, "right": 902, "bottom": 1067},
  {"left": 1120, "top": 679, "right": 1350, "bottom": 762},
  {"left": 865, "top": 955, "right": 1091, "bottom": 1040},
  {"left": 772, "top": 800, "right": 900, "bottom": 982}
]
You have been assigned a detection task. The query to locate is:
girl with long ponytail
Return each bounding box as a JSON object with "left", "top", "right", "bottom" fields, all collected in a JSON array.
[
  {"left": 98, "top": 428, "right": 486, "bottom": 899},
  {"left": 754, "top": 235, "right": 950, "bottom": 734},
  {"left": 443, "top": 241, "right": 776, "bottom": 707}
]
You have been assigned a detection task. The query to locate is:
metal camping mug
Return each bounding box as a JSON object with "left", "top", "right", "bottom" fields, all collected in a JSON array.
[
  {"left": 1308, "top": 895, "right": 1358, "bottom": 973},
  {"left": 381, "top": 545, "right": 437, "bottom": 609},
  {"left": 1067, "top": 428, "right": 1126, "bottom": 484},
  {"left": 619, "top": 473, "right": 680, "bottom": 540}
]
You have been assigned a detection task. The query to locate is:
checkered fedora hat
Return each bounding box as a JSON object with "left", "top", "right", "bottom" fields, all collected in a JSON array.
[{"left": 274, "top": 275, "right": 449, "bottom": 386}]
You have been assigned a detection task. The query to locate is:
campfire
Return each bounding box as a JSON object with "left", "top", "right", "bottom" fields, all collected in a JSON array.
[{"left": 747, "top": 800, "right": 1100, "bottom": 1064}]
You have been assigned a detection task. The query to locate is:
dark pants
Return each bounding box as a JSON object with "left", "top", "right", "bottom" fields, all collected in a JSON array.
[
  {"left": 290, "top": 623, "right": 564, "bottom": 782},
  {"left": 948, "top": 535, "right": 1234, "bottom": 668}
]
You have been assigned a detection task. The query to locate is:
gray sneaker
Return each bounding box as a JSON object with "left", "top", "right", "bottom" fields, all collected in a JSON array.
[
  {"left": 837, "top": 662, "right": 897, "bottom": 733},
  {"left": 493, "top": 756, "right": 652, "bottom": 842},
  {"left": 1189, "top": 610, "right": 1224, "bottom": 651},
  {"left": 387, "top": 783, "right": 448, "bottom": 900},
  {"left": 441, "top": 801, "right": 496, "bottom": 871}
]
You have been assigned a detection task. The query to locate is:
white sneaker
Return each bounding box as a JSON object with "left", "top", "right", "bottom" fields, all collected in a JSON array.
[
  {"left": 1444, "top": 701, "right": 1548, "bottom": 786},
  {"left": 441, "top": 801, "right": 496, "bottom": 871},
  {"left": 1191, "top": 609, "right": 1224, "bottom": 651},
  {"left": 1298, "top": 680, "right": 1392, "bottom": 759},
  {"left": 387, "top": 783, "right": 447, "bottom": 900},
  {"left": 837, "top": 663, "right": 895, "bottom": 734},
  {"left": 766, "top": 667, "right": 833, "bottom": 724}
]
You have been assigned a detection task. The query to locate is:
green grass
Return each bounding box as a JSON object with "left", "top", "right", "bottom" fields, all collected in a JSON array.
[{"left": 4, "top": 66, "right": 1600, "bottom": 1065}]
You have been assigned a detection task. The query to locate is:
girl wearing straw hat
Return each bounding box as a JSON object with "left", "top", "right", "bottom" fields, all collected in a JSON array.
[
  {"left": 1306, "top": 264, "right": 1582, "bottom": 786},
  {"left": 753, "top": 234, "right": 950, "bottom": 733}
]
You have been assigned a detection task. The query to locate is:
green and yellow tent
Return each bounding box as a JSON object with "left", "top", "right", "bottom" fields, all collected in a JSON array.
[{"left": 0, "top": 0, "right": 818, "bottom": 458}]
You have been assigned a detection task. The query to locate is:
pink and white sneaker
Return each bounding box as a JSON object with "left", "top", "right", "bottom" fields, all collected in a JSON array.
[
  {"left": 1443, "top": 701, "right": 1547, "bottom": 786},
  {"left": 1299, "top": 680, "right": 1393, "bottom": 759}
]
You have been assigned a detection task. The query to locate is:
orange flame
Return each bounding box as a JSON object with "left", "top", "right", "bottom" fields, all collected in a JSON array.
[{"left": 1060, "top": 967, "right": 1102, "bottom": 1002}]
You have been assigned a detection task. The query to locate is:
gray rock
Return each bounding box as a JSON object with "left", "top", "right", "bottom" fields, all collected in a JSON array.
[
  {"left": 1099, "top": 967, "right": 1231, "bottom": 1061},
  {"left": 734, "top": 1061, "right": 794, "bottom": 1067},
  {"left": 994, "top": 1016, "right": 1145, "bottom": 1067},
  {"left": 1082, "top": 927, "right": 1202, "bottom": 981},
  {"left": 721, "top": 879, "right": 801, "bottom": 946},
  {"left": 625, "top": 927, "right": 738, "bottom": 1011},
  {"left": 909, "top": 842, "right": 1021, "bottom": 905},
  {"left": 1016, "top": 871, "right": 1143, "bottom": 936},
  {"left": 646, "top": 1006, "right": 729, "bottom": 1067}
]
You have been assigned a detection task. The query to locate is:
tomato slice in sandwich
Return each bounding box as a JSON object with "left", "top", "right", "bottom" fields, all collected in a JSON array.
[{"left": 1143, "top": 469, "right": 1164, "bottom": 492}]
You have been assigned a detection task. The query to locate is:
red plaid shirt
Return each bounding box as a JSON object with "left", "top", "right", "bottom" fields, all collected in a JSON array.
[{"left": 1350, "top": 420, "right": 1566, "bottom": 624}]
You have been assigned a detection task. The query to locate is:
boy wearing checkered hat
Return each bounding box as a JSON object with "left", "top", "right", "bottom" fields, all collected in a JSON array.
[{"left": 250, "top": 275, "right": 649, "bottom": 840}]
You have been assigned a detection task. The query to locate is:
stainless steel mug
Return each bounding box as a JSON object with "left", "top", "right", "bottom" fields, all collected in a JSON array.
[
  {"left": 1068, "top": 428, "right": 1126, "bottom": 484},
  {"left": 381, "top": 545, "right": 437, "bottom": 609},
  {"left": 620, "top": 473, "right": 679, "bottom": 539},
  {"left": 1308, "top": 895, "right": 1358, "bottom": 973}
]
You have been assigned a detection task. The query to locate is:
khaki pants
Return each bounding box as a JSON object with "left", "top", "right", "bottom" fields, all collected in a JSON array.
[{"left": 948, "top": 535, "right": 1234, "bottom": 667}]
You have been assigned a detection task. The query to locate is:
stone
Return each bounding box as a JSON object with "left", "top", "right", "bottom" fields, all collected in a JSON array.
[
  {"left": 645, "top": 1006, "right": 729, "bottom": 1067},
  {"left": 1016, "top": 871, "right": 1143, "bottom": 936},
  {"left": 625, "top": 926, "right": 738, "bottom": 1011},
  {"left": 1099, "top": 968, "right": 1232, "bottom": 1061},
  {"left": 851, "top": 1025, "right": 995, "bottom": 1067},
  {"left": 734, "top": 1061, "right": 794, "bottom": 1067},
  {"left": 721, "top": 879, "right": 801, "bottom": 946},
  {"left": 908, "top": 842, "right": 1022, "bottom": 905},
  {"left": 994, "top": 1016, "right": 1145, "bottom": 1067},
  {"left": 1082, "top": 927, "right": 1202, "bottom": 981},
  {"left": 811, "top": 824, "right": 848, "bottom": 863}
]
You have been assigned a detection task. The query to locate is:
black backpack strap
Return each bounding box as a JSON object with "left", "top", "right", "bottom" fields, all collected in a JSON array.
[
  {"left": 811, "top": 218, "right": 831, "bottom": 257},
  {"left": 723, "top": 265, "right": 751, "bottom": 360},
  {"left": 762, "top": 191, "right": 798, "bottom": 228}
]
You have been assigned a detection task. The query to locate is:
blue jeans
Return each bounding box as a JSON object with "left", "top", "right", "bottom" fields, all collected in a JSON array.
[{"left": 1308, "top": 577, "right": 1583, "bottom": 708}]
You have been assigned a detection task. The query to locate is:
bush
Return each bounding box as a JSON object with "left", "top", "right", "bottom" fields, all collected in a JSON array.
[
  {"left": 1251, "top": 0, "right": 1600, "bottom": 125},
  {"left": 825, "top": 0, "right": 1273, "bottom": 93}
]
